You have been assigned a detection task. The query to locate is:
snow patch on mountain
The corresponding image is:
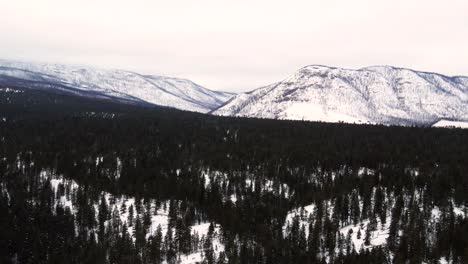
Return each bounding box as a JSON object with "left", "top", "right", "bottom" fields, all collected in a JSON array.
[
  {"left": 283, "top": 103, "right": 368, "bottom": 124},
  {"left": 432, "top": 119, "right": 468, "bottom": 129}
]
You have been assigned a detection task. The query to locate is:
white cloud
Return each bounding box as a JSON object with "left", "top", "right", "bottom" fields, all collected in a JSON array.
[{"left": 1, "top": 0, "right": 467, "bottom": 92}]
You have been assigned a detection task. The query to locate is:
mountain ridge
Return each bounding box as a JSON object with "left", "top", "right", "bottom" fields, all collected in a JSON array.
[
  {"left": 0, "top": 59, "right": 234, "bottom": 113},
  {"left": 213, "top": 64, "right": 468, "bottom": 126}
]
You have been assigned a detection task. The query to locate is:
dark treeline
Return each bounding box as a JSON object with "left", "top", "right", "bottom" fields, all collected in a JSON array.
[{"left": 1, "top": 88, "right": 468, "bottom": 263}]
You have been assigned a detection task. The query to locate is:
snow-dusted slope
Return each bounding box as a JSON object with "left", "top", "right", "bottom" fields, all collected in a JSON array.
[
  {"left": 0, "top": 60, "right": 233, "bottom": 113},
  {"left": 432, "top": 119, "right": 468, "bottom": 129},
  {"left": 213, "top": 65, "right": 468, "bottom": 125}
]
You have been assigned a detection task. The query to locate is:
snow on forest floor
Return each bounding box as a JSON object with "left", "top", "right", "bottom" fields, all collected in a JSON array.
[
  {"left": 422, "top": 257, "right": 451, "bottom": 264},
  {"left": 39, "top": 168, "right": 227, "bottom": 263},
  {"left": 178, "top": 223, "right": 225, "bottom": 264},
  {"left": 283, "top": 203, "right": 316, "bottom": 237},
  {"left": 42, "top": 168, "right": 171, "bottom": 239},
  {"left": 431, "top": 206, "right": 467, "bottom": 219},
  {"left": 41, "top": 169, "right": 225, "bottom": 239},
  {"left": 201, "top": 169, "right": 292, "bottom": 203},
  {"left": 283, "top": 197, "right": 467, "bottom": 255},
  {"left": 339, "top": 218, "right": 390, "bottom": 251}
]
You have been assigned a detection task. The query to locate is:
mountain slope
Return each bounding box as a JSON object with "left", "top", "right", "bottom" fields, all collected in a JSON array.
[
  {"left": 0, "top": 60, "right": 233, "bottom": 113},
  {"left": 213, "top": 65, "right": 468, "bottom": 125},
  {"left": 432, "top": 119, "right": 468, "bottom": 129}
]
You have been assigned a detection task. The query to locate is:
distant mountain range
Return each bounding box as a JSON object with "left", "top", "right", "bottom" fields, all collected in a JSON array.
[
  {"left": 213, "top": 65, "right": 468, "bottom": 126},
  {"left": 0, "top": 60, "right": 233, "bottom": 113},
  {"left": 1, "top": 60, "right": 467, "bottom": 127}
]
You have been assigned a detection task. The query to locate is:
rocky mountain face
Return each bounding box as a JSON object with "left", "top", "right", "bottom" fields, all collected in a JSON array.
[{"left": 213, "top": 65, "right": 468, "bottom": 126}]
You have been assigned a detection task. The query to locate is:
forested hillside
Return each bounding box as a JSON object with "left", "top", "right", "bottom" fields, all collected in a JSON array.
[{"left": 1, "top": 87, "right": 468, "bottom": 263}]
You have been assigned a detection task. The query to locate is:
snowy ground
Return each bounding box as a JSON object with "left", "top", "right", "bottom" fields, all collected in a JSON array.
[
  {"left": 283, "top": 187, "right": 467, "bottom": 257},
  {"left": 339, "top": 218, "right": 390, "bottom": 252},
  {"left": 42, "top": 168, "right": 171, "bottom": 239},
  {"left": 283, "top": 203, "right": 316, "bottom": 237},
  {"left": 39, "top": 168, "right": 227, "bottom": 263},
  {"left": 0, "top": 87, "right": 23, "bottom": 93},
  {"left": 178, "top": 223, "right": 225, "bottom": 264}
]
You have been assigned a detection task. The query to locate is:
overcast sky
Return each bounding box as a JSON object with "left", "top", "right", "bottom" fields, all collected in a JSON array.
[{"left": 1, "top": 0, "right": 468, "bottom": 92}]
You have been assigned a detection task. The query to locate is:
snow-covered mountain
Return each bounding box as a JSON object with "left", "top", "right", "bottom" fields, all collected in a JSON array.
[
  {"left": 0, "top": 60, "right": 234, "bottom": 113},
  {"left": 213, "top": 65, "right": 468, "bottom": 126}
]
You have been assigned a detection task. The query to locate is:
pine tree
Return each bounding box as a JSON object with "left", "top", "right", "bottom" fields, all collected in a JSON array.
[
  {"left": 128, "top": 204, "right": 134, "bottom": 227},
  {"left": 98, "top": 194, "right": 109, "bottom": 243},
  {"left": 150, "top": 225, "right": 163, "bottom": 263},
  {"left": 388, "top": 195, "right": 404, "bottom": 250},
  {"left": 364, "top": 226, "right": 371, "bottom": 246},
  {"left": 175, "top": 218, "right": 192, "bottom": 254},
  {"left": 351, "top": 192, "right": 361, "bottom": 225},
  {"left": 164, "top": 227, "right": 176, "bottom": 264},
  {"left": 204, "top": 233, "right": 215, "bottom": 264},
  {"left": 346, "top": 229, "right": 353, "bottom": 255}
]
